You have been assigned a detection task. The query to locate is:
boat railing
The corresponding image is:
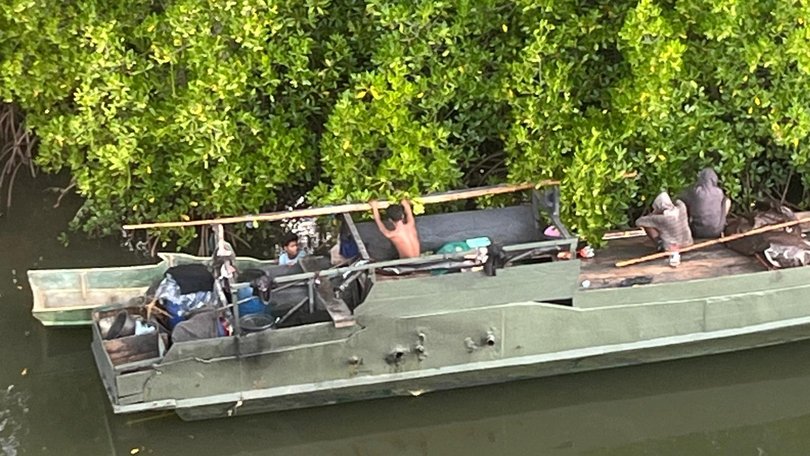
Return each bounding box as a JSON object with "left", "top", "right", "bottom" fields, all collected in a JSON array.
[
  {"left": 218, "top": 235, "right": 578, "bottom": 330},
  {"left": 271, "top": 237, "right": 577, "bottom": 286}
]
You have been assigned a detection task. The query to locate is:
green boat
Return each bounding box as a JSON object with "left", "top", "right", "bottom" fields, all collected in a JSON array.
[
  {"left": 28, "top": 253, "right": 279, "bottom": 326},
  {"left": 27, "top": 185, "right": 810, "bottom": 420}
]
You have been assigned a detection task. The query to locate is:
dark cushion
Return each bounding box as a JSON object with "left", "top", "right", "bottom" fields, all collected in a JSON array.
[{"left": 353, "top": 204, "right": 543, "bottom": 261}]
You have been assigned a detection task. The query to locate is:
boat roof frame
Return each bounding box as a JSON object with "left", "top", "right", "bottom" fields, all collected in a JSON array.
[{"left": 122, "top": 181, "right": 560, "bottom": 230}]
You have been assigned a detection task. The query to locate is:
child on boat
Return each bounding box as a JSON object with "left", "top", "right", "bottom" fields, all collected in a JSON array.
[{"left": 279, "top": 232, "right": 307, "bottom": 266}]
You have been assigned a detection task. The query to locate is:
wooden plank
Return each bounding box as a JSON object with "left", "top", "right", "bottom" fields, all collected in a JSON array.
[
  {"left": 80, "top": 272, "right": 88, "bottom": 300},
  {"left": 103, "top": 333, "right": 159, "bottom": 366},
  {"left": 123, "top": 172, "right": 637, "bottom": 230},
  {"left": 122, "top": 181, "right": 555, "bottom": 230},
  {"left": 316, "top": 278, "right": 355, "bottom": 328},
  {"left": 580, "top": 237, "right": 762, "bottom": 290}
]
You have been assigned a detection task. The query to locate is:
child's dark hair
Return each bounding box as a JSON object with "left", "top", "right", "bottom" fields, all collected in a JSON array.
[
  {"left": 386, "top": 204, "right": 405, "bottom": 222},
  {"left": 281, "top": 232, "right": 299, "bottom": 247}
]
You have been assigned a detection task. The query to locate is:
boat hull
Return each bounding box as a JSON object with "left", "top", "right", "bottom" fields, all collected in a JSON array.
[
  {"left": 89, "top": 258, "right": 810, "bottom": 422},
  {"left": 34, "top": 307, "right": 97, "bottom": 327},
  {"left": 115, "top": 316, "right": 810, "bottom": 421}
]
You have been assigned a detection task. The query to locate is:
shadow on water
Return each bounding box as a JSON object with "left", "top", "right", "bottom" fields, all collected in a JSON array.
[{"left": 2, "top": 173, "right": 810, "bottom": 455}]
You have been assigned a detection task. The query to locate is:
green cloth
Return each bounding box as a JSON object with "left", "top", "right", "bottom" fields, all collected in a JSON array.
[
  {"left": 436, "top": 241, "right": 471, "bottom": 254},
  {"left": 432, "top": 241, "right": 471, "bottom": 275}
]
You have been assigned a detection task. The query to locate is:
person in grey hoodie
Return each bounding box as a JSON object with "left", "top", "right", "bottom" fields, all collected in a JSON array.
[
  {"left": 679, "top": 168, "right": 731, "bottom": 238},
  {"left": 635, "top": 192, "right": 694, "bottom": 252}
]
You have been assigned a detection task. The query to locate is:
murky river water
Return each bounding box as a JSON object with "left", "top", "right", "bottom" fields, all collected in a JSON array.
[{"left": 3, "top": 174, "right": 810, "bottom": 456}]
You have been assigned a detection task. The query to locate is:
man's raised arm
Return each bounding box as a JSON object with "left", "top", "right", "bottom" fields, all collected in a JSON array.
[
  {"left": 400, "top": 199, "right": 413, "bottom": 224},
  {"left": 369, "top": 200, "right": 391, "bottom": 235}
]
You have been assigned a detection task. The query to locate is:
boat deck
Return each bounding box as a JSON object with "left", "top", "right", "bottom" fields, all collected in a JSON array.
[
  {"left": 579, "top": 237, "right": 765, "bottom": 290},
  {"left": 373, "top": 235, "right": 769, "bottom": 291}
]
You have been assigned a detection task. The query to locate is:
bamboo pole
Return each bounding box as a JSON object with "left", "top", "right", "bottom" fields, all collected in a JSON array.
[
  {"left": 122, "top": 181, "right": 553, "bottom": 230},
  {"left": 602, "top": 228, "right": 646, "bottom": 240},
  {"left": 615, "top": 217, "right": 810, "bottom": 268}
]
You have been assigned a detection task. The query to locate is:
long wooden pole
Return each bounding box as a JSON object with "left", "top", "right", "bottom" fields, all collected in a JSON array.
[
  {"left": 615, "top": 217, "right": 810, "bottom": 268},
  {"left": 602, "top": 229, "right": 646, "bottom": 240},
  {"left": 122, "top": 181, "right": 552, "bottom": 230}
]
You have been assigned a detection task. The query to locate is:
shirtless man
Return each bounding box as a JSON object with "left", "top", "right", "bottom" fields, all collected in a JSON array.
[{"left": 369, "top": 199, "right": 421, "bottom": 258}]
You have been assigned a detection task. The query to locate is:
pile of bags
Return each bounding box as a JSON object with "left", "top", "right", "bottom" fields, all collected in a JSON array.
[{"left": 725, "top": 204, "right": 810, "bottom": 269}]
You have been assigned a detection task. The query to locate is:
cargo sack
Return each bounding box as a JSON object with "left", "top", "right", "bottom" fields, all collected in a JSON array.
[{"left": 172, "top": 310, "right": 224, "bottom": 343}]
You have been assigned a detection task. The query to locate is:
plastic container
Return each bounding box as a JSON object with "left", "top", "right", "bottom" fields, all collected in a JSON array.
[
  {"left": 240, "top": 313, "right": 274, "bottom": 333},
  {"left": 466, "top": 237, "right": 492, "bottom": 248},
  {"left": 163, "top": 300, "right": 186, "bottom": 329},
  {"left": 236, "top": 286, "right": 265, "bottom": 316}
]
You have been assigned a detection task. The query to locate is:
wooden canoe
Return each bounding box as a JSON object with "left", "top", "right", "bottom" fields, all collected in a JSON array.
[{"left": 28, "top": 253, "right": 279, "bottom": 326}]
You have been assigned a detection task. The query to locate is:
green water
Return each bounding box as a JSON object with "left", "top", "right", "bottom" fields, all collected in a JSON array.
[{"left": 2, "top": 174, "right": 810, "bottom": 456}]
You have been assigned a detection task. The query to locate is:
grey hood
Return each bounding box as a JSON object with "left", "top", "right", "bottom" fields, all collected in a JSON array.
[
  {"left": 652, "top": 192, "right": 675, "bottom": 212},
  {"left": 680, "top": 166, "right": 727, "bottom": 238},
  {"left": 696, "top": 168, "right": 719, "bottom": 188}
]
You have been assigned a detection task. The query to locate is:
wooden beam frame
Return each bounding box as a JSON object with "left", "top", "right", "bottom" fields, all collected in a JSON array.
[
  {"left": 123, "top": 181, "right": 557, "bottom": 230},
  {"left": 341, "top": 213, "right": 370, "bottom": 260}
]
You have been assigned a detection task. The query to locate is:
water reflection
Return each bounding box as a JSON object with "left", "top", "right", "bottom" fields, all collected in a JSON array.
[{"left": 0, "top": 385, "right": 28, "bottom": 456}]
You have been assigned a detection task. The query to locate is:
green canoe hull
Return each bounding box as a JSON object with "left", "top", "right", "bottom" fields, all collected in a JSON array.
[
  {"left": 162, "top": 317, "right": 810, "bottom": 421},
  {"left": 28, "top": 252, "right": 278, "bottom": 327},
  {"left": 91, "top": 260, "right": 810, "bottom": 421}
]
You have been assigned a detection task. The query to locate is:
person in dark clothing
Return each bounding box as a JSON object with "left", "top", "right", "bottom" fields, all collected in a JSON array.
[{"left": 679, "top": 167, "right": 731, "bottom": 238}]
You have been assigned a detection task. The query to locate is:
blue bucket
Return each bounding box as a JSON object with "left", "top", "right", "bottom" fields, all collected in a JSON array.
[{"left": 236, "top": 287, "right": 265, "bottom": 316}]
